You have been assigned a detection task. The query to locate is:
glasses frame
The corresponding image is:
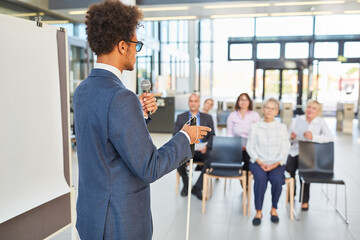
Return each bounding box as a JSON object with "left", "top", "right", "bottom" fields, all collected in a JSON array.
[{"left": 127, "top": 40, "right": 143, "bottom": 52}]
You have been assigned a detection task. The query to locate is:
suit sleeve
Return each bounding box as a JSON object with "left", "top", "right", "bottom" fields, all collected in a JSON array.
[
  {"left": 173, "top": 115, "right": 183, "bottom": 136},
  {"left": 108, "top": 90, "right": 192, "bottom": 184}
]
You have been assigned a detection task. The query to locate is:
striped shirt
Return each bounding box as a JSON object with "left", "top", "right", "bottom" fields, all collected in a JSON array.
[{"left": 246, "top": 120, "right": 290, "bottom": 165}]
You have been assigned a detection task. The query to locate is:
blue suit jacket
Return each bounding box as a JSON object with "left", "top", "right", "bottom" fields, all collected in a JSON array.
[{"left": 73, "top": 69, "right": 192, "bottom": 240}]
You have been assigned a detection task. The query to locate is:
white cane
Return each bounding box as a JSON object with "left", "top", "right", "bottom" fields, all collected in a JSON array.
[
  {"left": 185, "top": 157, "right": 193, "bottom": 240},
  {"left": 185, "top": 116, "right": 197, "bottom": 240}
]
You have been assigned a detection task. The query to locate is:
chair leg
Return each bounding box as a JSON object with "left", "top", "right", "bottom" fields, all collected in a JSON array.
[
  {"left": 224, "top": 179, "right": 227, "bottom": 193},
  {"left": 344, "top": 184, "right": 348, "bottom": 224},
  {"left": 210, "top": 178, "right": 213, "bottom": 197},
  {"left": 202, "top": 174, "right": 208, "bottom": 214},
  {"left": 335, "top": 185, "right": 338, "bottom": 209},
  {"left": 175, "top": 171, "right": 180, "bottom": 195},
  {"left": 207, "top": 178, "right": 210, "bottom": 200},
  {"left": 241, "top": 177, "right": 247, "bottom": 216},
  {"left": 289, "top": 178, "right": 295, "bottom": 220},
  {"left": 285, "top": 180, "right": 290, "bottom": 203},
  {"left": 247, "top": 174, "right": 253, "bottom": 216}
]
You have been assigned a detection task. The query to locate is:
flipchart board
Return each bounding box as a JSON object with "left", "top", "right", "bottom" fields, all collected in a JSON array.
[{"left": 0, "top": 14, "right": 72, "bottom": 239}]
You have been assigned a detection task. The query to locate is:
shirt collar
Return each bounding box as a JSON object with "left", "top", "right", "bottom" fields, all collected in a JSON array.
[{"left": 94, "top": 63, "right": 123, "bottom": 80}]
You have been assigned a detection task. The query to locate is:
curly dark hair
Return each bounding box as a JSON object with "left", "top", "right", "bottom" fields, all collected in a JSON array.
[
  {"left": 85, "top": 0, "right": 143, "bottom": 55},
  {"left": 235, "top": 93, "right": 253, "bottom": 111}
]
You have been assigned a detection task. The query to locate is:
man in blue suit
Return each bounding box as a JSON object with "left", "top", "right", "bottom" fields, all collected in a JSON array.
[{"left": 73, "top": 1, "right": 211, "bottom": 239}]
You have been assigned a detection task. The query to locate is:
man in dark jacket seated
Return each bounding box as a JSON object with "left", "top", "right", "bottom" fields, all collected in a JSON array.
[{"left": 173, "top": 93, "right": 215, "bottom": 200}]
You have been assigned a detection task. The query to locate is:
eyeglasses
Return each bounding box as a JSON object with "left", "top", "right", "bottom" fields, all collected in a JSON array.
[
  {"left": 264, "top": 106, "right": 277, "bottom": 111},
  {"left": 127, "top": 40, "right": 143, "bottom": 52}
]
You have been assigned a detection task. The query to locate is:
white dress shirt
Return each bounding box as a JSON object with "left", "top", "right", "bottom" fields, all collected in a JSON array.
[{"left": 288, "top": 115, "right": 334, "bottom": 157}]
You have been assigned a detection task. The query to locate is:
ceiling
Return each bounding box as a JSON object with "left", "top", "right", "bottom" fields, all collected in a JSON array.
[{"left": 4, "top": 0, "right": 360, "bottom": 23}]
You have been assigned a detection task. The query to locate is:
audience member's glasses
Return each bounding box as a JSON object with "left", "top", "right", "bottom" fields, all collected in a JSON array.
[{"left": 128, "top": 40, "right": 143, "bottom": 52}]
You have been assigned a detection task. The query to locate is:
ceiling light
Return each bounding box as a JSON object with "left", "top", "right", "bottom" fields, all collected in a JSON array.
[
  {"left": 204, "top": 3, "right": 271, "bottom": 9},
  {"left": 68, "top": 10, "right": 87, "bottom": 15},
  {"left": 10, "top": 12, "right": 44, "bottom": 17},
  {"left": 274, "top": 1, "right": 344, "bottom": 6},
  {"left": 271, "top": 11, "right": 332, "bottom": 16},
  {"left": 344, "top": 10, "right": 360, "bottom": 14},
  {"left": 143, "top": 16, "right": 197, "bottom": 21},
  {"left": 42, "top": 20, "right": 70, "bottom": 24},
  {"left": 141, "top": 7, "right": 189, "bottom": 12},
  {"left": 210, "top": 13, "right": 269, "bottom": 18}
]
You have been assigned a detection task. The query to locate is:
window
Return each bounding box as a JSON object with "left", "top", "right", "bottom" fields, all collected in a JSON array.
[
  {"left": 314, "top": 42, "right": 338, "bottom": 58},
  {"left": 315, "top": 15, "right": 360, "bottom": 35},
  {"left": 229, "top": 43, "right": 252, "bottom": 60},
  {"left": 285, "top": 42, "right": 309, "bottom": 59},
  {"left": 257, "top": 43, "right": 280, "bottom": 59},
  {"left": 256, "top": 16, "right": 313, "bottom": 36},
  {"left": 344, "top": 42, "right": 360, "bottom": 58}
]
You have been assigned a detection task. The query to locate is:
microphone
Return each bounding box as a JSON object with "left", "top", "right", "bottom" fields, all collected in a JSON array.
[
  {"left": 140, "top": 79, "right": 152, "bottom": 116},
  {"left": 190, "top": 116, "right": 196, "bottom": 157}
]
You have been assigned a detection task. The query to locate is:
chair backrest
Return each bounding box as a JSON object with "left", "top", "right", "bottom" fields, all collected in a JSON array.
[
  {"left": 298, "top": 141, "right": 334, "bottom": 174},
  {"left": 210, "top": 136, "right": 243, "bottom": 164}
]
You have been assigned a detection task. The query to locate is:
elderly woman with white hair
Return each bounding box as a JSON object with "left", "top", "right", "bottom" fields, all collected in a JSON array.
[
  {"left": 286, "top": 100, "right": 334, "bottom": 211},
  {"left": 246, "top": 98, "right": 290, "bottom": 226}
]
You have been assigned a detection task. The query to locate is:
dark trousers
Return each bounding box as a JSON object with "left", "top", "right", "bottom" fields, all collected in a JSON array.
[
  {"left": 177, "top": 150, "right": 210, "bottom": 190},
  {"left": 286, "top": 155, "right": 310, "bottom": 203},
  {"left": 249, "top": 162, "right": 285, "bottom": 210}
]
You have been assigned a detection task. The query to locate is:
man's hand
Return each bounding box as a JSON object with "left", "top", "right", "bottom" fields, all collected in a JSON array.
[
  {"left": 200, "top": 145, "right": 207, "bottom": 154},
  {"left": 182, "top": 125, "right": 211, "bottom": 144},
  {"left": 138, "top": 93, "right": 158, "bottom": 117}
]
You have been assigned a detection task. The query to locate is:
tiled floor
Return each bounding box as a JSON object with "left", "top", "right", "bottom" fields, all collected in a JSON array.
[{"left": 51, "top": 118, "right": 360, "bottom": 240}]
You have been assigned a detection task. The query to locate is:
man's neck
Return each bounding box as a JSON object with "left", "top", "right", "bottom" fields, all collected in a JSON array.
[
  {"left": 97, "top": 53, "right": 124, "bottom": 73},
  {"left": 190, "top": 110, "right": 199, "bottom": 116}
]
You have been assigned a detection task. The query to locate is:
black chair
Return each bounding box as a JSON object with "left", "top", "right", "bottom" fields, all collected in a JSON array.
[
  {"left": 298, "top": 141, "right": 348, "bottom": 223},
  {"left": 202, "top": 136, "right": 248, "bottom": 216}
]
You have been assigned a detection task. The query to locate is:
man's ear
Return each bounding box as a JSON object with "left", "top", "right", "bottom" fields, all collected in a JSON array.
[{"left": 117, "top": 40, "right": 127, "bottom": 54}]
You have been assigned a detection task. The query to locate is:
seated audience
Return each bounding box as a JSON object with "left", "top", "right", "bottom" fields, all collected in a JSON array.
[
  {"left": 286, "top": 100, "right": 334, "bottom": 210},
  {"left": 226, "top": 93, "right": 260, "bottom": 173},
  {"left": 246, "top": 98, "right": 290, "bottom": 226},
  {"left": 174, "top": 94, "right": 215, "bottom": 200}
]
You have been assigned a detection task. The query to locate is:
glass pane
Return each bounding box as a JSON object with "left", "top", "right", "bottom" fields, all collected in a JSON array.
[
  {"left": 200, "top": 62, "right": 212, "bottom": 96},
  {"left": 264, "top": 70, "right": 280, "bottom": 99},
  {"left": 168, "top": 21, "right": 178, "bottom": 42},
  {"left": 178, "top": 20, "right": 185, "bottom": 42},
  {"left": 344, "top": 42, "right": 360, "bottom": 58},
  {"left": 230, "top": 43, "right": 252, "bottom": 59},
  {"left": 200, "top": 19, "right": 212, "bottom": 41},
  {"left": 285, "top": 43, "right": 309, "bottom": 59},
  {"left": 302, "top": 69, "right": 309, "bottom": 110},
  {"left": 255, "top": 69, "right": 264, "bottom": 101},
  {"left": 70, "top": 46, "right": 86, "bottom": 95},
  {"left": 315, "top": 14, "right": 360, "bottom": 35},
  {"left": 257, "top": 43, "right": 280, "bottom": 59},
  {"left": 160, "top": 21, "right": 168, "bottom": 43},
  {"left": 213, "top": 61, "right": 254, "bottom": 99},
  {"left": 340, "top": 63, "right": 359, "bottom": 111},
  {"left": 317, "top": 61, "right": 342, "bottom": 114},
  {"left": 314, "top": 42, "right": 338, "bottom": 58},
  {"left": 282, "top": 70, "right": 298, "bottom": 108},
  {"left": 256, "top": 16, "right": 313, "bottom": 36},
  {"left": 201, "top": 42, "right": 212, "bottom": 61},
  {"left": 214, "top": 18, "right": 254, "bottom": 42}
]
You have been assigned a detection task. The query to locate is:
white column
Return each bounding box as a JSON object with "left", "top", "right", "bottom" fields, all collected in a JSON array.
[{"left": 188, "top": 20, "right": 196, "bottom": 93}]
